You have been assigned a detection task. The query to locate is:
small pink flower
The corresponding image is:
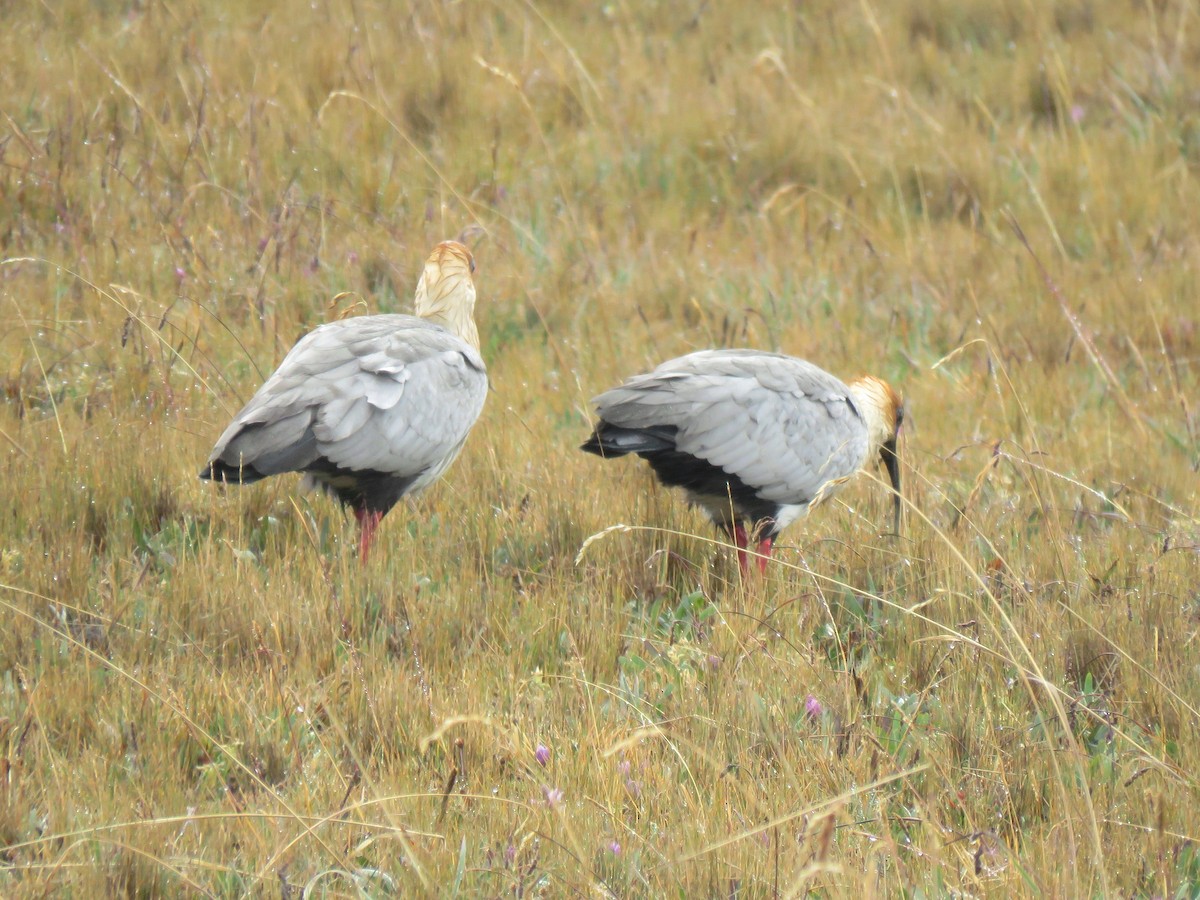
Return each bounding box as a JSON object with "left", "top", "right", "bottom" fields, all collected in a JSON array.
[
  {"left": 535, "top": 744, "right": 550, "bottom": 767},
  {"left": 174, "top": 267, "right": 186, "bottom": 282},
  {"left": 1070, "top": 104, "right": 1085, "bottom": 123},
  {"left": 608, "top": 840, "right": 621, "bottom": 855},
  {"left": 617, "top": 759, "right": 631, "bottom": 775},
  {"left": 347, "top": 250, "right": 360, "bottom": 264},
  {"left": 805, "top": 695, "right": 823, "bottom": 719},
  {"left": 543, "top": 786, "right": 564, "bottom": 808}
]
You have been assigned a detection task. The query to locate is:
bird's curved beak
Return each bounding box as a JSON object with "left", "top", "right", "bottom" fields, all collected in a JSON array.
[{"left": 880, "top": 437, "right": 901, "bottom": 534}]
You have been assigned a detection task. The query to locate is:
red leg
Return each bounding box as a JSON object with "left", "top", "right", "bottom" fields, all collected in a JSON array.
[
  {"left": 756, "top": 537, "right": 774, "bottom": 575},
  {"left": 353, "top": 508, "right": 383, "bottom": 562},
  {"left": 733, "top": 523, "right": 750, "bottom": 574}
]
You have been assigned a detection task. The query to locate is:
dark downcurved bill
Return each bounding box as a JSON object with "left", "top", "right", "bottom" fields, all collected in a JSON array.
[{"left": 880, "top": 438, "right": 901, "bottom": 534}]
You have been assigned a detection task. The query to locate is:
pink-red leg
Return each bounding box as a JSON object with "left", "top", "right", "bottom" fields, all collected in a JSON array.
[
  {"left": 733, "top": 523, "right": 750, "bottom": 574},
  {"left": 353, "top": 508, "right": 383, "bottom": 562},
  {"left": 756, "top": 537, "right": 774, "bottom": 575}
]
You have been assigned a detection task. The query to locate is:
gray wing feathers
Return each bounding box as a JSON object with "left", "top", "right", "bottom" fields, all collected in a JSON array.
[
  {"left": 318, "top": 350, "right": 485, "bottom": 475},
  {"left": 210, "top": 316, "right": 487, "bottom": 480},
  {"left": 593, "top": 350, "right": 868, "bottom": 504},
  {"left": 219, "top": 413, "right": 320, "bottom": 475}
]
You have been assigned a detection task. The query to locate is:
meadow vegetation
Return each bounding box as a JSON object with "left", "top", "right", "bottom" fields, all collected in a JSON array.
[{"left": 1, "top": 0, "right": 1199, "bottom": 895}]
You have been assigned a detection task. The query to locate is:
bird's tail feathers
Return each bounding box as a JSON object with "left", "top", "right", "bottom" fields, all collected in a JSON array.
[
  {"left": 199, "top": 459, "right": 266, "bottom": 484},
  {"left": 581, "top": 421, "right": 678, "bottom": 458}
]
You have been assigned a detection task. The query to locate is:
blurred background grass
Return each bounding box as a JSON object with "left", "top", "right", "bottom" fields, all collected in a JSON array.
[{"left": 1, "top": 0, "right": 1198, "bottom": 895}]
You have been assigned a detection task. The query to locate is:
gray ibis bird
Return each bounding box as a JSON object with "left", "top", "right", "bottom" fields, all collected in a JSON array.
[
  {"left": 581, "top": 349, "right": 902, "bottom": 573},
  {"left": 200, "top": 240, "right": 487, "bottom": 561}
]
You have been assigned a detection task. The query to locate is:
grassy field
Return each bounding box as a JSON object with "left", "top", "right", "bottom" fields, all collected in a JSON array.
[{"left": 2, "top": 0, "right": 1199, "bottom": 895}]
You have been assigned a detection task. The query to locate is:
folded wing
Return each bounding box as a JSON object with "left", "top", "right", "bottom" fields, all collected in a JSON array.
[
  {"left": 586, "top": 349, "right": 868, "bottom": 508},
  {"left": 202, "top": 314, "right": 487, "bottom": 512}
]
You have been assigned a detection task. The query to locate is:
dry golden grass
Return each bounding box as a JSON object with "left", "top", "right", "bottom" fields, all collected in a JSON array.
[{"left": 1, "top": 0, "right": 1199, "bottom": 895}]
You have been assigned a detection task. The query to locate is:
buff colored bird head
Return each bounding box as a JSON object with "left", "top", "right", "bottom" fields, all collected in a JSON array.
[
  {"left": 414, "top": 240, "right": 479, "bottom": 350},
  {"left": 849, "top": 375, "right": 904, "bottom": 533}
]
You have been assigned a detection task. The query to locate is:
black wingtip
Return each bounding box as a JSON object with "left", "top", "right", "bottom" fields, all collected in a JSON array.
[
  {"left": 582, "top": 421, "right": 677, "bottom": 459},
  {"left": 580, "top": 429, "right": 635, "bottom": 459},
  {"left": 199, "top": 459, "right": 264, "bottom": 484},
  {"left": 580, "top": 434, "right": 606, "bottom": 457}
]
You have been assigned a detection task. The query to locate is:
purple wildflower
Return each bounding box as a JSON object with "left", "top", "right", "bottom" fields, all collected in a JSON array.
[
  {"left": 805, "top": 695, "right": 823, "bottom": 719},
  {"left": 535, "top": 744, "right": 550, "bottom": 767}
]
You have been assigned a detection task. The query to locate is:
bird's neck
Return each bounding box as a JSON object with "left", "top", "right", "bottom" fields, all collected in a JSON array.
[
  {"left": 422, "top": 307, "right": 480, "bottom": 350},
  {"left": 848, "top": 377, "right": 893, "bottom": 454},
  {"left": 415, "top": 281, "right": 480, "bottom": 350}
]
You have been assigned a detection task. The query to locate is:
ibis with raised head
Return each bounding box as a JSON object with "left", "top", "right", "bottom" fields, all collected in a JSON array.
[
  {"left": 581, "top": 349, "right": 902, "bottom": 573},
  {"left": 201, "top": 240, "right": 487, "bottom": 561}
]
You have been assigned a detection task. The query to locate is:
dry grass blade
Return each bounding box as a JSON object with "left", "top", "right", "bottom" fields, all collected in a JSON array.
[
  {"left": 1007, "top": 213, "right": 1149, "bottom": 438},
  {"left": 672, "top": 765, "right": 927, "bottom": 865}
]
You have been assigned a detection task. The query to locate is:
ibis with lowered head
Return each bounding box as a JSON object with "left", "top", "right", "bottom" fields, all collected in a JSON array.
[{"left": 581, "top": 349, "right": 902, "bottom": 573}]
